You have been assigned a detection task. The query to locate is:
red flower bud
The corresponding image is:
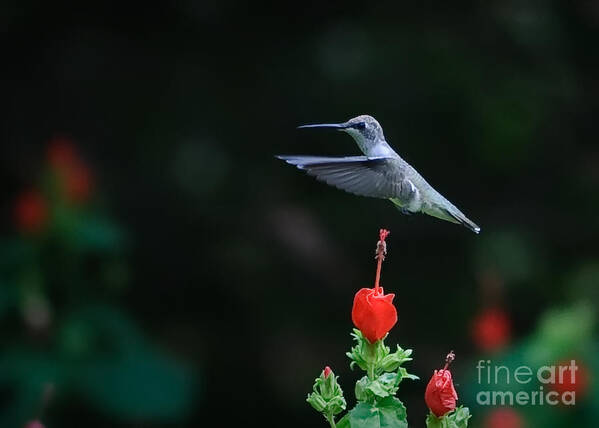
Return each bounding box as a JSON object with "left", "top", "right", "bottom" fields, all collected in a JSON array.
[
  {"left": 323, "top": 366, "right": 332, "bottom": 378},
  {"left": 425, "top": 369, "right": 458, "bottom": 417},
  {"left": 14, "top": 190, "right": 48, "bottom": 234},
  {"left": 471, "top": 307, "right": 511, "bottom": 352},
  {"left": 351, "top": 287, "right": 397, "bottom": 343},
  {"left": 483, "top": 408, "right": 523, "bottom": 428}
]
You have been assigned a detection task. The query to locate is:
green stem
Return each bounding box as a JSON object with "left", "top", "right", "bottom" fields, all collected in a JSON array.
[
  {"left": 326, "top": 412, "right": 336, "bottom": 428},
  {"left": 367, "top": 341, "right": 376, "bottom": 380}
]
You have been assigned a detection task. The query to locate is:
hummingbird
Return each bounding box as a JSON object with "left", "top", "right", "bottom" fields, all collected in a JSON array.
[{"left": 277, "top": 115, "right": 481, "bottom": 233}]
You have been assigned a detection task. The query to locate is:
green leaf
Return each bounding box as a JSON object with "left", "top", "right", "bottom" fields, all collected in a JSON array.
[
  {"left": 348, "top": 402, "right": 379, "bottom": 428},
  {"left": 397, "top": 367, "right": 419, "bottom": 383},
  {"left": 451, "top": 406, "right": 471, "bottom": 426},
  {"left": 307, "top": 392, "right": 326, "bottom": 412},
  {"left": 355, "top": 376, "right": 369, "bottom": 401},
  {"left": 355, "top": 373, "right": 401, "bottom": 402},
  {"left": 379, "top": 345, "right": 414, "bottom": 373},
  {"left": 425, "top": 407, "right": 471, "bottom": 428},
  {"left": 347, "top": 329, "right": 370, "bottom": 372},
  {"left": 337, "top": 413, "right": 350, "bottom": 428},
  {"left": 366, "top": 380, "right": 390, "bottom": 398},
  {"left": 348, "top": 397, "right": 408, "bottom": 428},
  {"left": 328, "top": 396, "right": 348, "bottom": 416},
  {"left": 426, "top": 412, "right": 443, "bottom": 428},
  {"left": 347, "top": 329, "right": 417, "bottom": 384},
  {"left": 378, "top": 397, "right": 408, "bottom": 428},
  {"left": 377, "top": 372, "right": 399, "bottom": 395}
]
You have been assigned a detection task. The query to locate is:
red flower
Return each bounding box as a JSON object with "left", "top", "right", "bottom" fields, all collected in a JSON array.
[
  {"left": 47, "top": 136, "right": 93, "bottom": 203},
  {"left": 14, "top": 190, "right": 48, "bottom": 233},
  {"left": 550, "top": 359, "right": 590, "bottom": 398},
  {"left": 483, "top": 408, "right": 524, "bottom": 428},
  {"left": 323, "top": 366, "right": 332, "bottom": 378},
  {"left": 425, "top": 368, "right": 458, "bottom": 417},
  {"left": 472, "top": 307, "right": 511, "bottom": 352},
  {"left": 352, "top": 287, "right": 397, "bottom": 343},
  {"left": 351, "top": 229, "right": 396, "bottom": 343}
]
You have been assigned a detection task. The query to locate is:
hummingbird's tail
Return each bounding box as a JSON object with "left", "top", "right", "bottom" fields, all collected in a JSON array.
[
  {"left": 425, "top": 204, "right": 481, "bottom": 234},
  {"left": 447, "top": 209, "right": 481, "bottom": 234}
]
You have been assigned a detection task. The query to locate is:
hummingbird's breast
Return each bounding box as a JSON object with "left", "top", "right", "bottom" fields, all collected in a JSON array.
[
  {"left": 366, "top": 140, "right": 397, "bottom": 158},
  {"left": 371, "top": 141, "right": 399, "bottom": 157}
]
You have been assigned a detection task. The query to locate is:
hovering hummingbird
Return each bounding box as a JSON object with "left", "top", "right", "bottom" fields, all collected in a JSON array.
[{"left": 277, "top": 115, "right": 480, "bottom": 233}]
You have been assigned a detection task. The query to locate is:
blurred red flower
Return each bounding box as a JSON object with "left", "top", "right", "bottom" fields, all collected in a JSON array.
[
  {"left": 425, "top": 368, "right": 458, "bottom": 417},
  {"left": 551, "top": 359, "right": 590, "bottom": 398},
  {"left": 323, "top": 366, "right": 332, "bottom": 378},
  {"left": 483, "top": 408, "right": 524, "bottom": 428},
  {"left": 14, "top": 190, "right": 48, "bottom": 233},
  {"left": 47, "top": 136, "right": 78, "bottom": 169},
  {"left": 47, "top": 136, "right": 93, "bottom": 202},
  {"left": 471, "top": 307, "right": 511, "bottom": 352},
  {"left": 64, "top": 162, "right": 92, "bottom": 202},
  {"left": 351, "top": 287, "right": 397, "bottom": 343}
]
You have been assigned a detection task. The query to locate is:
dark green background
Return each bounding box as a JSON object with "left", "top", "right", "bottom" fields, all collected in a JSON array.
[{"left": 2, "top": 1, "right": 598, "bottom": 427}]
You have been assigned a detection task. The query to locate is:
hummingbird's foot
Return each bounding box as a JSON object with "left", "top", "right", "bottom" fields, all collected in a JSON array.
[{"left": 399, "top": 207, "right": 413, "bottom": 216}]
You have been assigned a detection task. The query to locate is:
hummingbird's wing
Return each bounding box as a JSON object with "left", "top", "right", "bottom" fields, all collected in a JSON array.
[{"left": 277, "top": 155, "right": 415, "bottom": 200}]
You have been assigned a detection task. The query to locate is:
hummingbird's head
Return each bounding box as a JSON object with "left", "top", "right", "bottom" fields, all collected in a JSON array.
[
  {"left": 342, "top": 115, "right": 384, "bottom": 143},
  {"left": 297, "top": 114, "right": 385, "bottom": 153}
]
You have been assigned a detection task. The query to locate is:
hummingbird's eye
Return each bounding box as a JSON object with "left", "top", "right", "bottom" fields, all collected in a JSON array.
[{"left": 354, "top": 122, "right": 366, "bottom": 130}]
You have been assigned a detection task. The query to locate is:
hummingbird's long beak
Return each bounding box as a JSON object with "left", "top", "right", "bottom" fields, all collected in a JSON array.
[{"left": 297, "top": 122, "right": 349, "bottom": 130}]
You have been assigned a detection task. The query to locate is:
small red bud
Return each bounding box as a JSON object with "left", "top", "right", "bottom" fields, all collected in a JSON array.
[
  {"left": 379, "top": 228, "right": 390, "bottom": 241},
  {"left": 323, "top": 366, "right": 332, "bottom": 378},
  {"left": 425, "top": 369, "right": 458, "bottom": 417}
]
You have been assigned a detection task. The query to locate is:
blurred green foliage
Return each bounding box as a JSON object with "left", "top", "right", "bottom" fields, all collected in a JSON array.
[
  {"left": 462, "top": 303, "right": 598, "bottom": 427},
  {"left": 0, "top": 142, "right": 196, "bottom": 426}
]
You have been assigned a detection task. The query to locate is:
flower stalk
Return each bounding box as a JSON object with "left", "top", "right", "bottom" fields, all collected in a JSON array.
[{"left": 373, "top": 229, "right": 389, "bottom": 295}]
